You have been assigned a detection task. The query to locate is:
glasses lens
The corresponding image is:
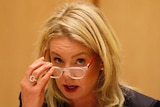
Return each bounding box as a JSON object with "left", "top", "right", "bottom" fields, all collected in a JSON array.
[
  {"left": 69, "top": 68, "right": 85, "bottom": 78},
  {"left": 50, "top": 67, "right": 87, "bottom": 79},
  {"left": 52, "top": 68, "right": 62, "bottom": 78}
]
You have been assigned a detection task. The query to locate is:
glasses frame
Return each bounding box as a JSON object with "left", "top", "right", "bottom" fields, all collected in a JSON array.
[{"left": 50, "top": 55, "right": 97, "bottom": 79}]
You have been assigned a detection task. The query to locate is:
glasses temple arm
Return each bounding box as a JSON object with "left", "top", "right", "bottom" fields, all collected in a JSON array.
[{"left": 87, "top": 55, "right": 97, "bottom": 67}]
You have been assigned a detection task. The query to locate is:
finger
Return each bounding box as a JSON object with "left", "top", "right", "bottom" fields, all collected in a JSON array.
[
  {"left": 26, "top": 57, "right": 45, "bottom": 76},
  {"left": 31, "top": 62, "right": 53, "bottom": 80},
  {"left": 22, "top": 57, "right": 45, "bottom": 86},
  {"left": 37, "top": 68, "right": 53, "bottom": 89}
]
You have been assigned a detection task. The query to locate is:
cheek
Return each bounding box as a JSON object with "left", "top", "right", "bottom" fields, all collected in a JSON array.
[
  {"left": 83, "top": 61, "right": 101, "bottom": 85},
  {"left": 89, "top": 61, "right": 101, "bottom": 78},
  {"left": 82, "top": 67, "right": 100, "bottom": 87}
]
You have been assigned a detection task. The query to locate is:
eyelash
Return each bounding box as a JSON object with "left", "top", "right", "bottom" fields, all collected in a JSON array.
[
  {"left": 53, "top": 57, "right": 63, "bottom": 64},
  {"left": 76, "top": 58, "right": 85, "bottom": 65},
  {"left": 52, "top": 57, "right": 86, "bottom": 66}
]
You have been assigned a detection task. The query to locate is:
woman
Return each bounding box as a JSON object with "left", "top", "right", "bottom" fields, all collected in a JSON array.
[{"left": 20, "top": 2, "right": 160, "bottom": 107}]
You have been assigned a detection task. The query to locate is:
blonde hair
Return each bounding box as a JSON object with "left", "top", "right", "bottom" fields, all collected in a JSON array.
[{"left": 36, "top": 2, "right": 124, "bottom": 107}]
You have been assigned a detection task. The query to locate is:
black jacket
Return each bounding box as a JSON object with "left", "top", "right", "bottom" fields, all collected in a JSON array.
[
  {"left": 123, "top": 89, "right": 160, "bottom": 107},
  {"left": 19, "top": 89, "right": 160, "bottom": 107}
]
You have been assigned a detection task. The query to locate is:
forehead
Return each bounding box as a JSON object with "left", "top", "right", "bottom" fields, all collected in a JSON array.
[{"left": 49, "top": 36, "right": 93, "bottom": 56}]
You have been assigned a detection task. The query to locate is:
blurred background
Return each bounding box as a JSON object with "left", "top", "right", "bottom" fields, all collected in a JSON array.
[{"left": 0, "top": 0, "right": 160, "bottom": 106}]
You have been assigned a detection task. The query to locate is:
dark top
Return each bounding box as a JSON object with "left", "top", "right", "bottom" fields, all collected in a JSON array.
[{"left": 19, "top": 89, "right": 160, "bottom": 107}]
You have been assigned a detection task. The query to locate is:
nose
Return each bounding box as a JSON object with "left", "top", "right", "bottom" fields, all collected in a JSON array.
[
  {"left": 60, "top": 62, "right": 72, "bottom": 79},
  {"left": 61, "top": 69, "right": 71, "bottom": 79}
]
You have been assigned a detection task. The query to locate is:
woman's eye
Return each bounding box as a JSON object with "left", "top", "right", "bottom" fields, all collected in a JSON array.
[
  {"left": 54, "top": 58, "right": 63, "bottom": 64},
  {"left": 76, "top": 58, "right": 85, "bottom": 65}
]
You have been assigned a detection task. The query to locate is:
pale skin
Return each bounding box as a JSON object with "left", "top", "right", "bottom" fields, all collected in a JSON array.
[
  {"left": 20, "top": 57, "right": 53, "bottom": 107},
  {"left": 21, "top": 36, "right": 103, "bottom": 107}
]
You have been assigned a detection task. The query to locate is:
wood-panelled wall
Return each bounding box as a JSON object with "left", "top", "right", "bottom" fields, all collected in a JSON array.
[
  {"left": 0, "top": 0, "right": 159, "bottom": 106},
  {"left": 100, "top": 0, "right": 160, "bottom": 100}
]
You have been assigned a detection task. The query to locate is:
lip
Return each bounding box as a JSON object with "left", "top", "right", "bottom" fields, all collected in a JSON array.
[{"left": 63, "top": 85, "right": 79, "bottom": 93}]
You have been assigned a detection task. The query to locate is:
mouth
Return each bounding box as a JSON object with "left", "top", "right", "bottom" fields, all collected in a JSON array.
[{"left": 64, "top": 85, "right": 79, "bottom": 93}]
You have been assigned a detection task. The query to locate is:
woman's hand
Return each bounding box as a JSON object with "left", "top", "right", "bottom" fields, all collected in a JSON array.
[{"left": 20, "top": 57, "right": 53, "bottom": 107}]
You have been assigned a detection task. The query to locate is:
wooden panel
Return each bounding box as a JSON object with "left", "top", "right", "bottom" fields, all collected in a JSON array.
[{"left": 99, "top": 0, "right": 160, "bottom": 99}]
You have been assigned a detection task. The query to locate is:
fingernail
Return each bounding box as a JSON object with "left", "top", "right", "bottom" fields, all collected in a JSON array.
[
  {"left": 47, "top": 62, "right": 52, "bottom": 66},
  {"left": 40, "top": 56, "right": 44, "bottom": 60}
]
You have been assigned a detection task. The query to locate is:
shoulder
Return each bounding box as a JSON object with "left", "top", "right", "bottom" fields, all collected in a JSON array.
[{"left": 122, "top": 87, "right": 160, "bottom": 107}]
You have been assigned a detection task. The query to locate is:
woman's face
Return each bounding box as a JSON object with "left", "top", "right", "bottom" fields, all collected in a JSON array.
[{"left": 49, "top": 36, "right": 102, "bottom": 102}]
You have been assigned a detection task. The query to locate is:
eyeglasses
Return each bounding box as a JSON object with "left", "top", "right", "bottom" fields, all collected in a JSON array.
[{"left": 50, "top": 55, "right": 96, "bottom": 79}]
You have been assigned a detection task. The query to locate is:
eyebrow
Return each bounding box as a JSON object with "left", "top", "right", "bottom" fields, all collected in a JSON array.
[
  {"left": 50, "top": 51, "right": 61, "bottom": 57},
  {"left": 50, "top": 51, "right": 90, "bottom": 58}
]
